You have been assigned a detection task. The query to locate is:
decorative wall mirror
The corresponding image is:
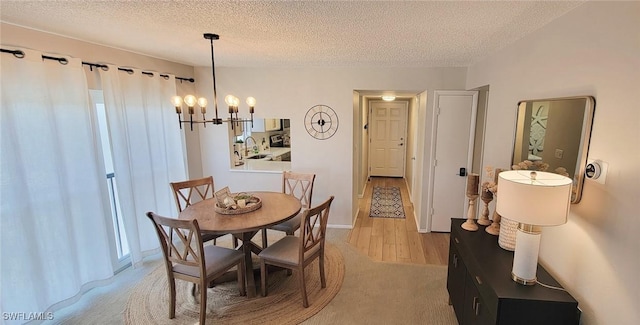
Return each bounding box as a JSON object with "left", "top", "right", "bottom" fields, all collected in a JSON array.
[{"left": 513, "top": 96, "right": 595, "bottom": 203}]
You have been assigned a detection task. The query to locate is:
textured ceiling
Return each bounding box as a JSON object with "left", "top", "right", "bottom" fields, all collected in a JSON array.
[{"left": 0, "top": 1, "right": 584, "bottom": 68}]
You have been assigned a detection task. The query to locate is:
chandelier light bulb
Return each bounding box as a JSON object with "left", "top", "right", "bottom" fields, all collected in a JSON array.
[
  {"left": 246, "top": 97, "right": 256, "bottom": 107},
  {"left": 171, "top": 96, "right": 183, "bottom": 107},
  {"left": 197, "top": 97, "right": 208, "bottom": 114},
  {"left": 197, "top": 97, "right": 208, "bottom": 108},
  {"left": 183, "top": 95, "right": 197, "bottom": 107},
  {"left": 171, "top": 96, "right": 183, "bottom": 114},
  {"left": 225, "top": 94, "right": 237, "bottom": 107}
]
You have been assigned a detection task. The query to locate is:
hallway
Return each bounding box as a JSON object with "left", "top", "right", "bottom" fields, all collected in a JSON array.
[{"left": 348, "top": 177, "right": 449, "bottom": 265}]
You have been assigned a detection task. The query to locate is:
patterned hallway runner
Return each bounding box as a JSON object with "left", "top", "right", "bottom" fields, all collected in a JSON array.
[{"left": 369, "top": 186, "right": 405, "bottom": 218}]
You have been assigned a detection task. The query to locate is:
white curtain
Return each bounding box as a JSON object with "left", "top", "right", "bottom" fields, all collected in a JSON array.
[
  {"left": 99, "top": 66, "right": 186, "bottom": 266},
  {"left": 1, "top": 48, "right": 113, "bottom": 323}
]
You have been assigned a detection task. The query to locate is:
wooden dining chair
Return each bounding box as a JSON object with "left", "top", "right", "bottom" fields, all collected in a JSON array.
[
  {"left": 261, "top": 171, "right": 316, "bottom": 249},
  {"left": 258, "top": 196, "right": 334, "bottom": 308},
  {"left": 171, "top": 176, "right": 236, "bottom": 247},
  {"left": 146, "top": 212, "right": 246, "bottom": 325}
]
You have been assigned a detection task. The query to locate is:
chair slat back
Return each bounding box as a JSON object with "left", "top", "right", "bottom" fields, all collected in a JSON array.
[
  {"left": 147, "top": 212, "right": 205, "bottom": 275},
  {"left": 170, "top": 176, "right": 214, "bottom": 212},
  {"left": 299, "top": 196, "right": 334, "bottom": 256},
  {"left": 282, "top": 171, "right": 315, "bottom": 209}
]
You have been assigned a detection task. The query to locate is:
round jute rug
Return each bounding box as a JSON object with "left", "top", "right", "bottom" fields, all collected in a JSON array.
[{"left": 124, "top": 243, "right": 344, "bottom": 325}]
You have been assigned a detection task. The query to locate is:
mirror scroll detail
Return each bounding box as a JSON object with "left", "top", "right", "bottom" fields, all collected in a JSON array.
[{"left": 513, "top": 96, "right": 595, "bottom": 203}]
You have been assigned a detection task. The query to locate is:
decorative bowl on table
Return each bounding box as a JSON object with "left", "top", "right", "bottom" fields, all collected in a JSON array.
[{"left": 214, "top": 190, "right": 262, "bottom": 215}]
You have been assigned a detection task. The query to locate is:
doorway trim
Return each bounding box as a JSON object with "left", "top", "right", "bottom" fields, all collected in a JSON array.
[
  {"left": 352, "top": 90, "right": 423, "bottom": 228},
  {"left": 424, "top": 90, "right": 478, "bottom": 232},
  {"left": 368, "top": 100, "right": 409, "bottom": 178}
]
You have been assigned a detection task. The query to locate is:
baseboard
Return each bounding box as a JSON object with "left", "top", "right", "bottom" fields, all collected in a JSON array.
[
  {"left": 327, "top": 224, "right": 353, "bottom": 229},
  {"left": 358, "top": 178, "right": 370, "bottom": 199}
]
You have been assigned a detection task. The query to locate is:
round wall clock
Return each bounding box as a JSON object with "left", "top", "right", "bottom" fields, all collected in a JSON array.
[{"left": 304, "top": 105, "right": 339, "bottom": 140}]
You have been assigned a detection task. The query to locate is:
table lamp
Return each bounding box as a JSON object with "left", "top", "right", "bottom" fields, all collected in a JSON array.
[{"left": 496, "top": 170, "right": 572, "bottom": 285}]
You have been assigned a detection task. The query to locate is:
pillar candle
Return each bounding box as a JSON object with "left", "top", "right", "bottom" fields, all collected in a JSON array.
[{"left": 466, "top": 173, "right": 479, "bottom": 196}]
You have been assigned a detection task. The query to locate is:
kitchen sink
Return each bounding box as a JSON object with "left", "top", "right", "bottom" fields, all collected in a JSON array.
[{"left": 247, "top": 154, "right": 270, "bottom": 159}]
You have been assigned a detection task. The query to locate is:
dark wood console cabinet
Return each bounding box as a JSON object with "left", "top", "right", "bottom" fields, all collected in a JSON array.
[{"left": 447, "top": 218, "right": 580, "bottom": 325}]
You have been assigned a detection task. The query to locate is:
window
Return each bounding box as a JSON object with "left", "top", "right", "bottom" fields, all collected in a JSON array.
[{"left": 90, "top": 90, "right": 130, "bottom": 271}]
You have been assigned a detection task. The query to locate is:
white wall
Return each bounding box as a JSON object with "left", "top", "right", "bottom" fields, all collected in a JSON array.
[
  {"left": 191, "top": 66, "right": 466, "bottom": 228},
  {"left": 466, "top": 2, "right": 640, "bottom": 324}
]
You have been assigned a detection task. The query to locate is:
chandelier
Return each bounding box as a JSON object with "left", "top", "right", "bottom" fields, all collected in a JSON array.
[{"left": 171, "top": 33, "right": 255, "bottom": 131}]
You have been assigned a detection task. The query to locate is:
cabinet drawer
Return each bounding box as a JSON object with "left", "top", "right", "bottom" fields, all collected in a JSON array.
[
  {"left": 464, "top": 273, "right": 495, "bottom": 325},
  {"left": 447, "top": 237, "right": 466, "bottom": 322},
  {"left": 450, "top": 234, "right": 499, "bottom": 322}
]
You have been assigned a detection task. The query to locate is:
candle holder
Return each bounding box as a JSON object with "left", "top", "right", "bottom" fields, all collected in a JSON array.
[
  {"left": 462, "top": 193, "right": 479, "bottom": 231},
  {"left": 486, "top": 210, "right": 501, "bottom": 235},
  {"left": 486, "top": 168, "right": 503, "bottom": 235},
  {"left": 478, "top": 188, "right": 493, "bottom": 226},
  {"left": 462, "top": 173, "right": 480, "bottom": 231}
]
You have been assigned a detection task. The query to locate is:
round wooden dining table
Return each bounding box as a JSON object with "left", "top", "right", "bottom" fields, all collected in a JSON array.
[{"left": 179, "top": 191, "right": 301, "bottom": 298}]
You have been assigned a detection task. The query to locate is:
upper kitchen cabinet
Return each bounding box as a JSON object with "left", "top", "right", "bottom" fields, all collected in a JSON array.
[{"left": 252, "top": 118, "right": 281, "bottom": 132}]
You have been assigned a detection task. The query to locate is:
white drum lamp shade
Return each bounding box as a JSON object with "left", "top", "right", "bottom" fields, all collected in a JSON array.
[{"left": 496, "top": 170, "right": 572, "bottom": 285}]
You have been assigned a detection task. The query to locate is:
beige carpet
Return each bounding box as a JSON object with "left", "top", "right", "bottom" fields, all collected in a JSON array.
[
  {"left": 124, "top": 243, "right": 344, "bottom": 325},
  {"left": 302, "top": 232, "right": 456, "bottom": 324},
  {"left": 45, "top": 229, "right": 456, "bottom": 324}
]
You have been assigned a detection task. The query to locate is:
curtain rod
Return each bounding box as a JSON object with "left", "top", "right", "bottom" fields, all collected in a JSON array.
[{"left": 1, "top": 48, "right": 195, "bottom": 83}]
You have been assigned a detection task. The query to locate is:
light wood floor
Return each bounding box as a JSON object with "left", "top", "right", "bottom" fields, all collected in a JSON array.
[{"left": 347, "top": 177, "right": 450, "bottom": 265}]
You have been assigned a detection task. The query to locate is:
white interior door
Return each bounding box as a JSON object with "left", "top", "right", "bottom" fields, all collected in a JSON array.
[
  {"left": 429, "top": 91, "right": 478, "bottom": 232},
  {"left": 370, "top": 101, "right": 408, "bottom": 177}
]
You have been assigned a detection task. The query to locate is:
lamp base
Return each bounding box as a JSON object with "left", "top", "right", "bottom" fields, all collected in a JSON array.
[
  {"left": 511, "top": 223, "right": 541, "bottom": 286},
  {"left": 511, "top": 273, "right": 537, "bottom": 286}
]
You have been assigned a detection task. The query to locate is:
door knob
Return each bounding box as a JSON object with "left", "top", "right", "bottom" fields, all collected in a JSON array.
[{"left": 399, "top": 143, "right": 404, "bottom": 146}]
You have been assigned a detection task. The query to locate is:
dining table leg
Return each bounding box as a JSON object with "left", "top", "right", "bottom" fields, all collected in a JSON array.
[{"left": 239, "top": 230, "right": 262, "bottom": 298}]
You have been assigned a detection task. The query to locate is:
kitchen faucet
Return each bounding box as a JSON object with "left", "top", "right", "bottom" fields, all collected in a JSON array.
[{"left": 244, "top": 136, "right": 258, "bottom": 156}]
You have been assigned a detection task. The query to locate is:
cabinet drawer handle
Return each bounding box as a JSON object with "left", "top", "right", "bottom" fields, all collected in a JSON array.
[
  {"left": 475, "top": 275, "right": 483, "bottom": 285},
  {"left": 472, "top": 296, "right": 478, "bottom": 312},
  {"left": 475, "top": 299, "right": 481, "bottom": 316},
  {"left": 453, "top": 254, "right": 458, "bottom": 268},
  {"left": 454, "top": 237, "right": 460, "bottom": 244}
]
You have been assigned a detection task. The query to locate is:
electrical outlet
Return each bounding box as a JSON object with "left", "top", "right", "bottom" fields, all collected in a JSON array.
[
  {"left": 555, "top": 149, "right": 564, "bottom": 159},
  {"left": 586, "top": 159, "right": 608, "bottom": 184}
]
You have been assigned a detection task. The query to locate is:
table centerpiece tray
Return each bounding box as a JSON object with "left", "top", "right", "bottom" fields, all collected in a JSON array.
[{"left": 214, "top": 189, "right": 262, "bottom": 215}]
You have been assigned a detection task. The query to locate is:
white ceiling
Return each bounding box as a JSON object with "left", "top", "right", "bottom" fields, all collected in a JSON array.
[{"left": 0, "top": 1, "right": 584, "bottom": 68}]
